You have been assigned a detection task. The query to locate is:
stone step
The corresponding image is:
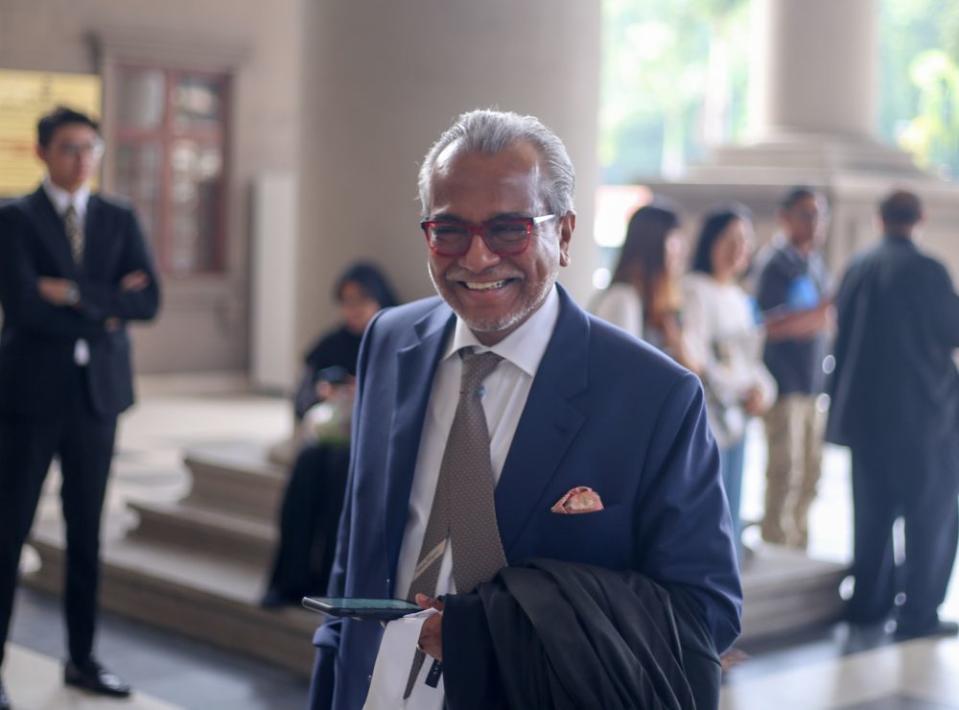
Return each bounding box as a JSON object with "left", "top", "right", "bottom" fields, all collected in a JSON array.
[
  {"left": 183, "top": 442, "right": 287, "bottom": 522},
  {"left": 740, "top": 544, "right": 847, "bottom": 641},
  {"left": 128, "top": 499, "right": 277, "bottom": 567},
  {"left": 25, "top": 519, "right": 318, "bottom": 677}
]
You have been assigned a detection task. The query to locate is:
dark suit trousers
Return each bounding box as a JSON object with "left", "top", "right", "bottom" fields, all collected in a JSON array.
[
  {"left": 849, "top": 441, "right": 959, "bottom": 630},
  {"left": 0, "top": 365, "right": 117, "bottom": 668},
  {"left": 264, "top": 442, "right": 350, "bottom": 604}
]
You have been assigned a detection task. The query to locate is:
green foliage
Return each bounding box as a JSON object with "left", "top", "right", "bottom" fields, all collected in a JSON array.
[
  {"left": 600, "top": 0, "right": 750, "bottom": 183},
  {"left": 880, "top": 0, "right": 959, "bottom": 176},
  {"left": 601, "top": 0, "right": 959, "bottom": 182}
]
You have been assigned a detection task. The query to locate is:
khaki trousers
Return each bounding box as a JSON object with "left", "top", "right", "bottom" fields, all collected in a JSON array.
[{"left": 760, "top": 393, "right": 826, "bottom": 548}]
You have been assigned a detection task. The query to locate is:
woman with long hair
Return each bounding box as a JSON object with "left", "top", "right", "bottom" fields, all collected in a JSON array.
[
  {"left": 683, "top": 205, "right": 776, "bottom": 555},
  {"left": 592, "top": 202, "right": 694, "bottom": 368}
]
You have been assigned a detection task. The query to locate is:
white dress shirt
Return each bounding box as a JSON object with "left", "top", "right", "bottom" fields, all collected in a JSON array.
[
  {"left": 394, "top": 285, "right": 560, "bottom": 600},
  {"left": 42, "top": 176, "right": 91, "bottom": 366},
  {"left": 366, "top": 287, "right": 560, "bottom": 709}
]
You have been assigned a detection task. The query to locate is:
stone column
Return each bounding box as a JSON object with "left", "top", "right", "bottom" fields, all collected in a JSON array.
[
  {"left": 751, "top": 0, "right": 879, "bottom": 140},
  {"left": 294, "top": 0, "right": 601, "bottom": 357},
  {"left": 654, "top": 0, "right": 959, "bottom": 283}
]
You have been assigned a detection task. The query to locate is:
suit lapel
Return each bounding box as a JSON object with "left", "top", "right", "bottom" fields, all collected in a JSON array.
[
  {"left": 24, "top": 187, "right": 76, "bottom": 275},
  {"left": 383, "top": 304, "right": 455, "bottom": 586},
  {"left": 495, "top": 286, "right": 589, "bottom": 556}
]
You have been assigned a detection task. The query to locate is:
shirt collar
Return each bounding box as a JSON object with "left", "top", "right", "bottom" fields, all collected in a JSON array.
[
  {"left": 444, "top": 284, "right": 561, "bottom": 378},
  {"left": 42, "top": 175, "right": 90, "bottom": 219}
]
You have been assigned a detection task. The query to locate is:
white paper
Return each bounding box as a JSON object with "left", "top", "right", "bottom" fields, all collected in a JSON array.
[{"left": 363, "top": 608, "right": 445, "bottom": 710}]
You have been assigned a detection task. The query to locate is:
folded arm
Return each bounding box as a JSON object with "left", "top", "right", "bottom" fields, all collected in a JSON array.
[
  {"left": 0, "top": 208, "right": 106, "bottom": 340},
  {"left": 75, "top": 210, "right": 161, "bottom": 322}
]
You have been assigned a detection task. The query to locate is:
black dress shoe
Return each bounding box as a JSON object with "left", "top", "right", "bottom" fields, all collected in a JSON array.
[
  {"left": 64, "top": 659, "right": 131, "bottom": 698},
  {"left": 0, "top": 678, "right": 11, "bottom": 710},
  {"left": 894, "top": 619, "right": 959, "bottom": 642}
]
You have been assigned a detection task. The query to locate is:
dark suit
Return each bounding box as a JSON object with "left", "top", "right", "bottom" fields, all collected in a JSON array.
[
  {"left": 827, "top": 235, "right": 959, "bottom": 629},
  {"left": 0, "top": 187, "right": 160, "bottom": 667},
  {"left": 309, "top": 286, "right": 741, "bottom": 709}
]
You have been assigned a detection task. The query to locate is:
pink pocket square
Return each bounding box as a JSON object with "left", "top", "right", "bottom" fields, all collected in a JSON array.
[{"left": 550, "top": 486, "right": 605, "bottom": 515}]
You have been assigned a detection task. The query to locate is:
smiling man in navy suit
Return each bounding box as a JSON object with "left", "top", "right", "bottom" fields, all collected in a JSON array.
[
  {"left": 0, "top": 106, "right": 160, "bottom": 708},
  {"left": 309, "top": 109, "right": 740, "bottom": 710}
]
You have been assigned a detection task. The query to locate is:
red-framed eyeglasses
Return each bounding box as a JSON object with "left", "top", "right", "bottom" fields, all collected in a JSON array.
[{"left": 420, "top": 214, "right": 557, "bottom": 257}]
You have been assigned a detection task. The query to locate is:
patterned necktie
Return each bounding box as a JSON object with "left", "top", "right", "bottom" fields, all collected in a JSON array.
[
  {"left": 403, "top": 347, "right": 507, "bottom": 698},
  {"left": 63, "top": 204, "right": 84, "bottom": 265}
]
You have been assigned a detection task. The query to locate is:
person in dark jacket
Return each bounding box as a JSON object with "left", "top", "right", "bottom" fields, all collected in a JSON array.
[
  {"left": 0, "top": 106, "right": 161, "bottom": 705},
  {"left": 441, "top": 559, "right": 721, "bottom": 710},
  {"left": 262, "top": 262, "right": 397, "bottom": 608},
  {"left": 827, "top": 189, "right": 959, "bottom": 640},
  {"left": 293, "top": 263, "right": 399, "bottom": 420}
]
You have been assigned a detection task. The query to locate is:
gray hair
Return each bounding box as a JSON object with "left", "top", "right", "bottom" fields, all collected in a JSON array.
[{"left": 417, "top": 109, "right": 576, "bottom": 217}]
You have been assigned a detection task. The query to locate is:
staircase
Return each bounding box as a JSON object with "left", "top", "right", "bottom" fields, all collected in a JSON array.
[
  {"left": 25, "top": 441, "right": 846, "bottom": 676},
  {"left": 25, "top": 442, "right": 319, "bottom": 677}
]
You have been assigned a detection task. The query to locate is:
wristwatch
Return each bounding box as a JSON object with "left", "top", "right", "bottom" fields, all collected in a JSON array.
[{"left": 64, "top": 282, "right": 80, "bottom": 307}]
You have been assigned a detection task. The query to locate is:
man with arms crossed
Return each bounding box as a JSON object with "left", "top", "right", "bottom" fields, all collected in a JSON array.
[
  {"left": 310, "top": 110, "right": 740, "bottom": 709},
  {"left": 0, "top": 107, "right": 160, "bottom": 709}
]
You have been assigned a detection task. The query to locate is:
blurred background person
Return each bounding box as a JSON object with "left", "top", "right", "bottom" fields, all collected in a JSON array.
[
  {"left": 293, "top": 263, "right": 399, "bottom": 425},
  {"left": 827, "top": 190, "right": 959, "bottom": 639},
  {"left": 0, "top": 106, "right": 161, "bottom": 704},
  {"left": 261, "top": 262, "right": 397, "bottom": 608},
  {"left": 592, "top": 201, "right": 695, "bottom": 368},
  {"left": 755, "top": 187, "right": 833, "bottom": 550},
  {"left": 683, "top": 205, "right": 776, "bottom": 558}
]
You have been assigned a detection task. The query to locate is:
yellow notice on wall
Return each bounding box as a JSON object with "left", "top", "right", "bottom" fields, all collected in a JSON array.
[{"left": 0, "top": 69, "right": 101, "bottom": 197}]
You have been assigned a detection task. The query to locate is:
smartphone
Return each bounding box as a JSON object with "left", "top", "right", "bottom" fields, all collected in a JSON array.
[
  {"left": 315, "top": 366, "right": 350, "bottom": 386},
  {"left": 302, "top": 596, "right": 421, "bottom": 621}
]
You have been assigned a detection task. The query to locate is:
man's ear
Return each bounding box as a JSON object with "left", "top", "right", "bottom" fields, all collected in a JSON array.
[
  {"left": 34, "top": 144, "right": 47, "bottom": 162},
  {"left": 559, "top": 212, "right": 575, "bottom": 267}
]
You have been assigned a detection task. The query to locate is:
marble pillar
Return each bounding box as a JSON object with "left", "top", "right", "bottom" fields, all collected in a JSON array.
[
  {"left": 650, "top": 0, "right": 959, "bottom": 278},
  {"left": 293, "top": 0, "right": 601, "bottom": 361}
]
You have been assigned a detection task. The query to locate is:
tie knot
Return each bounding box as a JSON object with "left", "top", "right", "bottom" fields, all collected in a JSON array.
[{"left": 459, "top": 348, "right": 502, "bottom": 394}]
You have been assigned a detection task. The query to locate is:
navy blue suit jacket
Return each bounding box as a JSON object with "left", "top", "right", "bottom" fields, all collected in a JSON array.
[
  {"left": 0, "top": 188, "right": 160, "bottom": 417},
  {"left": 310, "top": 285, "right": 741, "bottom": 709}
]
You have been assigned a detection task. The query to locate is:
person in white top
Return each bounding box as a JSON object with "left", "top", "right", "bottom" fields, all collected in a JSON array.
[
  {"left": 682, "top": 205, "right": 776, "bottom": 556},
  {"left": 591, "top": 203, "right": 696, "bottom": 369}
]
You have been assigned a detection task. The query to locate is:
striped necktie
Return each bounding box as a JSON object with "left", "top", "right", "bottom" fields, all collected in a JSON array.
[
  {"left": 63, "top": 204, "right": 84, "bottom": 265},
  {"left": 403, "top": 347, "right": 507, "bottom": 698}
]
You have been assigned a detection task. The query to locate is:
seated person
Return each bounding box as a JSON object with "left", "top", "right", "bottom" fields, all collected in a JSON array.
[{"left": 262, "top": 262, "right": 397, "bottom": 607}]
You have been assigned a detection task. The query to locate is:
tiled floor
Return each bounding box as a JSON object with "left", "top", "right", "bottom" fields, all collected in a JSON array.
[
  {"left": 722, "top": 635, "right": 959, "bottom": 709},
  {"left": 7, "top": 586, "right": 309, "bottom": 709},
  {"left": 5, "top": 377, "right": 959, "bottom": 709}
]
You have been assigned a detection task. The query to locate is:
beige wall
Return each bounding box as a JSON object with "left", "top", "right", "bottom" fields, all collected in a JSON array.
[
  {"left": 2, "top": 0, "right": 603, "bottom": 382},
  {"left": 294, "top": 0, "right": 602, "bottom": 359},
  {"left": 0, "top": 0, "right": 301, "bottom": 373}
]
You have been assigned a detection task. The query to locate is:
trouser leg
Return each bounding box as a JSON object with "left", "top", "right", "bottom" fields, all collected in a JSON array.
[
  {"left": 313, "top": 445, "right": 351, "bottom": 595},
  {"left": 899, "top": 446, "right": 959, "bottom": 632},
  {"left": 266, "top": 443, "right": 328, "bottom": 601},
  {"left": 762, "top": 396, "right": 796, "bottom": 544},
  {"left": 0, "top": 416, "right": 59, "bottom": 668},
  {"left": 792, "top": 396, "right": 825, "bottom": 549},
  {"left": 720, "top": 438, "right": 746, "bottom": 555},
  {"left": 57, "top": 372, "right": 116, "bottom": 666},
  {"left": 848, "top": 448, "right": 898, "bottom": 623}
]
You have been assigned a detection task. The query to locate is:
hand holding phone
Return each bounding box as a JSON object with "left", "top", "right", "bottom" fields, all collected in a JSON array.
[{"left": 302, "top": 596, "right": 421, "bottom": 621}]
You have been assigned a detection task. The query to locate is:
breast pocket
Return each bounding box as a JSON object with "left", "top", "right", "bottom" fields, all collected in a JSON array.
[{"left": 533, "top": 503, "right": 631, "bottom": 568}]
